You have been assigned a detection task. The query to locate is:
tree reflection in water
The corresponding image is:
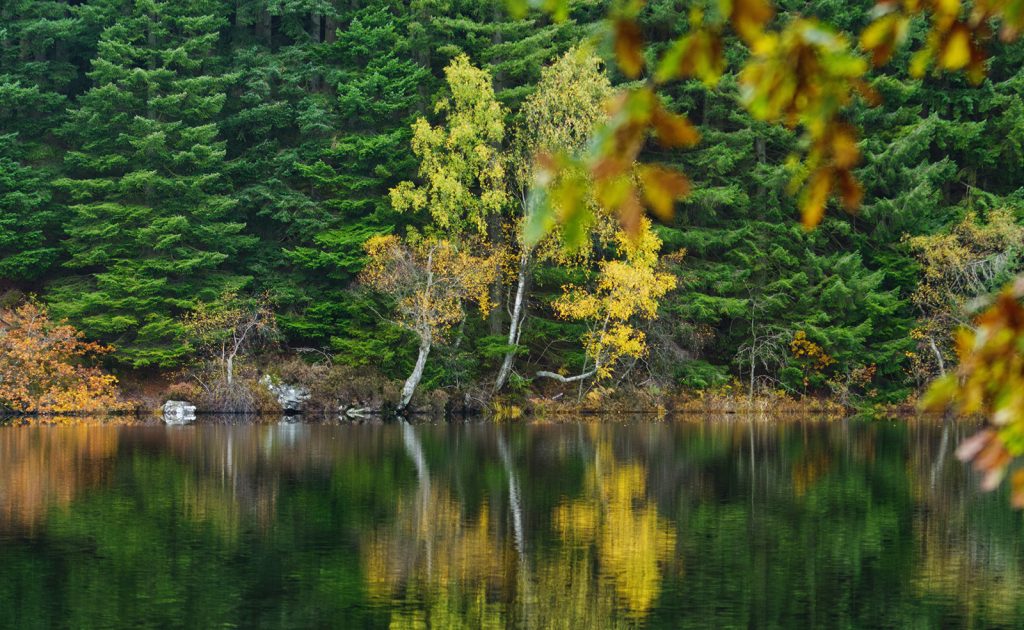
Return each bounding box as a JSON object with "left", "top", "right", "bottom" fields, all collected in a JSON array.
[{"left": 1, "top": 418, "right": 1023, "bottom": 628}]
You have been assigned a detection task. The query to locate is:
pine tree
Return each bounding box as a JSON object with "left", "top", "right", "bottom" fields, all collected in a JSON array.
[
  {"left": 283, "top": 2, "right": 431, "bottom": 362},
  {"left": 51, "top": 0, "right": 251, "bottom": 368},
  {"left": 644, "top": 0, "right": 910, "bottom": 398},
  {"left": 217, "top": 1, "right": 432, "bottom": 374},
  {"left": 0, "top": 84, "right": 63, "bottom": 287},
  {"left": 0, "top": 0, "right": 77, "bottom": 288},
  {"left": 432, "top": 0, "right": 601, "bottom": 106}
]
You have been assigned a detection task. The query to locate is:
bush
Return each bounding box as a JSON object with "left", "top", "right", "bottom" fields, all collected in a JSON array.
[
  {"left": 187, "top": 362, "right": 281, "bottom": 414},
  {"left": 161, "top": 381, "right": 203, "bottom": 404},
  {"left": 0, "top": 302, "right": 128, "bottom": 414}
]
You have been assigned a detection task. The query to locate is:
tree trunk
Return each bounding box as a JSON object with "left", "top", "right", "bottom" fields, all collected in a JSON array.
[
  {"left": 494, "top": 251, "right": 530, "bottom": 392},
  {"left": 310, "top": 13, "right": 324, "bottom": 92},
  {"left": 535, "top": 369, "right": 596, "bottom": 383},
  {"left": 399, "top": 334, "right": 432, "bottom": 411},
  {"left": 928, "top": 335, "right": 946, "bottom": 376},
  {"left": 258, "top": 8, "right": 272, "bottom": 47},
  {"left": 226, "top": 354, "right": 234, "bottom": 387},
  {"left": 325, "top": 16, "right": 337, "bottom": 44},
  {"left": 749, "top": 345, "right": 756, "bottom": 400}
]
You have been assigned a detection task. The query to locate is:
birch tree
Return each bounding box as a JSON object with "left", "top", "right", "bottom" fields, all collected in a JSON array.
[
  {"left": 182, "top": 291, "right": 277, "bottom": 388},
  {"left": 906, "top": 209, "right": 1023, "bottom": 381},
  {"left": 390, "top": 54, "right": 508, "bottom": 237},
  {"left": 361, "top": 235, "right": 497, "bottom": 411},
  {"left": 494, "top": 47, "right": 613, "bottom": 392},
  {"left": 544, "top": 220, "right": 676, "bottom": 387},
  {"left": 385, "top": 55, "right": 508, "bottom": 405}
]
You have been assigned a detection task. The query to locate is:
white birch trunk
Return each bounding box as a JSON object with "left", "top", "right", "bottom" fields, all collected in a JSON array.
[
  {"left": 494, "top": 251, "right": 530, "bottom": 392},
  {"left": 399, "top": 334, "right": 432, "bottom": 411},
  {"left": 535, "top": 368, "right": 596, "bottom": 383}
]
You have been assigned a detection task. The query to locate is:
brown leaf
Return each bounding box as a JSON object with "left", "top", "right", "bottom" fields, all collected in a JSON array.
[
  {"left": 614, "top": 19, "right": 645, "bottom": 78},
  {"left": 618, "top": 188, "right": 643, "bottom": 237},
  {"left": 1011, "top": 469, "right": 1024, "bottom": 509},
  {"left": 639, "top": 164, "right": 690, "bottom": 221},
  {"left": 730, "top": 0, "right": 774, "bottom": 45},
  {"left": 836, "top": 170, "right": 863, "bottom": 210},
  {"left": 957, "top": 429, "right": 996, "bottom": 462},
  {"left": 801, "top": 169, "right": 831, "bottom": 229},
  {"left": 651, "top": 106, "right": 701, "bottom": 148},
  {"left": 975, "top": 438, "right": 1010, "bottom": 474},
  {"left": 592, "top": 156, "right": 630, "bottom": 181}
]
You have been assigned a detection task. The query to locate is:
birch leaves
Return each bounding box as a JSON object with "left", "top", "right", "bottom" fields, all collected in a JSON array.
[
  {"left": 389, "top": 55, "right": 508, "bottom": 238},
  {"left": 553, "top": 220, "right": 676, "bottom": 381},
  {"left": 861, "top": 0, "right": 1024, "bottom": 82},
  {"left": 362, "top": 235, "right": 498, "bottom": 344}
]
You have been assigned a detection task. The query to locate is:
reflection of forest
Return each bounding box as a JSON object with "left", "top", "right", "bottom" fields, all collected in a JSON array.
[
  {"left": 0, "top": 424, "right": 119, "bottom": 532},
  {"left": 2, "top": 419, "right": 1023, "bottom": 627}
]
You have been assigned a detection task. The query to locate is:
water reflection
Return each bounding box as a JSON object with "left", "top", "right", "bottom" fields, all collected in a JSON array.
[{"left": 0, "top": 418, "right": 1022, "bottom": 628}]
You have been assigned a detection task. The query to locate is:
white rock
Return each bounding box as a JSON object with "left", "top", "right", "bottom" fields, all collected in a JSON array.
[
  {"left": 163, "top": 400, "right": 196, "bottom": 424},
  {"left": 261, "top": 375, "right": 311, "bottom": 413}
]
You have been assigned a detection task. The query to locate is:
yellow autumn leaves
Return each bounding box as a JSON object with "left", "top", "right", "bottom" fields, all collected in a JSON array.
[
  {"left": 861, "top": 0, "right": 1024, "bottom": 83},
  {"left": 368, "top": 50, "right": 680, "bottom": 392},
  {"left": 554, "top": 221, "right": 676, "bottom": 380},
  {"left": 0, "top": 302, "right": 128, "bottom": 414},
  {"left": 362, "top": 235, "right": 498, "bottom": 343}
]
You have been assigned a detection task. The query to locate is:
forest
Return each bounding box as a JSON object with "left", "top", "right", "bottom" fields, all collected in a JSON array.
[{"left": 2, "top": 0, "right": 1024, "bottom": 418}]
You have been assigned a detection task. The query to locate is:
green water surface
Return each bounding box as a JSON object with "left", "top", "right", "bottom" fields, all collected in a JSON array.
[{"left": 0, "top": 418, "right": 1020, "bottom": 628}]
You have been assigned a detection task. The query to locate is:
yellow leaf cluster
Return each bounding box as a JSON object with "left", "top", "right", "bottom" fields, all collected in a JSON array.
[
  {"left": 390, "top": 54, "right": 509, "bottom": 238},
  {"left": 362, "top": 235, "right": 499, "bottom": 342},
  {"left": 553, "top": 220, "right": 676, "bottom": 379},
  {"left": 906, "top": 209, "right": 1022, "bottom": 330},
  {"left": 520, "top": 0, "right": 1024, "bottom": 240},
  {"left": 862, "top": 0, "right": 1024, "bottom": 83},
  {"left": 0, "top": 302, "right": 128, "bottom": 414},
  {"left": 790, "top": 330, "right": 836, "bottom": 372}
]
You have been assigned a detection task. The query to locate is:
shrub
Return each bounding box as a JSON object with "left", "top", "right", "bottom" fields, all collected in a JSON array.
[
  {"left": 676, "top": 360, "right": 731, "bottom": 390},
  {"left": 162, "top": 381, "right": 203, "bottom": 403},
  {"left": 0, "top": 302, "right": 128, "bottom": 414}
]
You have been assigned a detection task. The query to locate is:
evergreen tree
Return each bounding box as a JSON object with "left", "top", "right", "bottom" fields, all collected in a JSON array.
[
  {"left": 645, "top": 0, "right": 911, "bottom": 398},
  {"left": 0, "top": 0, "right": 78, "bottom": 289},
  {"left": 432, "top": 0, "right": 602, "bottom": 106},
  {"left": 0, "top": 83, "right": 63, "bottom": 287},
  {"left": 51, "top": 0, "right": 251, "bottom": 368},
  {"left": 284, "top": 2, "right": 431, "bottom": 365},
  {"left": 217, "top": 1, "right": 431, "bottom": 373}
]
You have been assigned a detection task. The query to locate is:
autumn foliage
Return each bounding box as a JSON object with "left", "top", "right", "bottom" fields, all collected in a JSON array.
[
  {"left": 553, "top": 220, "right": 676, "bottom": 381},
  {"left": 0, "top": 302, "right": 126, "bottom": 414}
]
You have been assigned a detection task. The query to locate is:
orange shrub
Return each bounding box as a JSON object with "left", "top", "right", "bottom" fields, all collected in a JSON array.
[{"left": 0, "top": 302, "right": 127, "bottom": 414}]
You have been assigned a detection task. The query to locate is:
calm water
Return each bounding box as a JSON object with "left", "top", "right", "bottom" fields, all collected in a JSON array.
[{"left": 0, "top": 417, "right": 1021, "bottom": 628}]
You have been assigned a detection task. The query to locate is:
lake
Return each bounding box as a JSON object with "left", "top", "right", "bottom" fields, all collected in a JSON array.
[{"left": 0, "top": 417, "right": 1021, "bottom": 628}]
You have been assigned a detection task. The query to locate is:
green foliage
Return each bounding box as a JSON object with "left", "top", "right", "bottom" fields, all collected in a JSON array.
[
  {"left": 49, "top": 0, "right": 252, "bottom": 368},
  {"left": 676, "top": 360, "right": 730, "bottom": 390}
]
